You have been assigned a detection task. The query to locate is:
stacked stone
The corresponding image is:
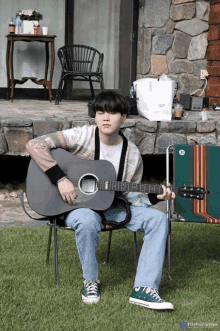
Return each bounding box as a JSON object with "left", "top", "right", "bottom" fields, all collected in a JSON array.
[
  {"left": 0, "top": 181, "right": 26, "bottom": 201},
  {"left": 206, "top": 0, "right": 220, "bottom": 106},
  {"left": 137, "top": 0, "right": 210, "bottom": 95},
  {"left": 1, "top": 116, "right": 220, "bottom": 157}
]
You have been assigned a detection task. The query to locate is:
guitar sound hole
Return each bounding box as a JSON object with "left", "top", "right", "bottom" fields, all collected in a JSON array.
[{"left": 79, "top": 174, "right": 98, "bottom": 195}]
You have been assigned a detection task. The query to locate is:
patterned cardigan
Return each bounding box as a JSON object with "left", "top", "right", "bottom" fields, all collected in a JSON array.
[{"left": 26, "top": 124, "right": 161, "bottom": 207}]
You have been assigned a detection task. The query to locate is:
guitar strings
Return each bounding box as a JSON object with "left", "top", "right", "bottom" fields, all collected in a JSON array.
[
  {"left": 67, "top": 177, "right": 162, "bottom": 186},
  {"left": 67, "top": 177, "right": 162, "bottom": 187},
  {"left": 65, "top": 177, "right": 165, "bottom": 193},
  {"left": 58, "top": 177, "right": 200, "bottom": 196}
]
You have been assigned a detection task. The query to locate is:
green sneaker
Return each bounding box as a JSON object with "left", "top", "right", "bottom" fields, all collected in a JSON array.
[
  {"left": 82, "top": 279, "right": 100, "bottom": 304},
  {"left": 129, "top": 286, "right": 174, "bottom": 310}
]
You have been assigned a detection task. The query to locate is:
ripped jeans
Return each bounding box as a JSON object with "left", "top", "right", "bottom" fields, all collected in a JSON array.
[{"left": 65, "top": 205, "right": 168, "bottom": 290}]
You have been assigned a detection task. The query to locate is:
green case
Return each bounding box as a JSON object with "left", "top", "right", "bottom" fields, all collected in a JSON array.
[{"left": 174, "top": 144, "right": 220, "bottom": 223}]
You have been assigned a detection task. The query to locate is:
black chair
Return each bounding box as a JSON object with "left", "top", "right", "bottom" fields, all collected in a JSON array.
[
  {"left": 46, "top": 217, "right": 138, "bottom": 284},
  {"left": 55, "top": 45, "right": 104, "bottom": 104},
  {"left": 19, "top": 191, "right": 138, "bottom": 285}
]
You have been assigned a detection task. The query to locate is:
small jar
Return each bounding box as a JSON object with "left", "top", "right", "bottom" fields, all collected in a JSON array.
[
  {"left": 174, "top": 103, "right": 183, "bottom": 120},
  {"left": 9, "top": 18, "right": 15, "bottom": 34},
  {"left": 34, "top": 25, "right": 40, "bottom": 35},
  {"left": 201, "top": 108, "right": 208, "bottom": 121}
]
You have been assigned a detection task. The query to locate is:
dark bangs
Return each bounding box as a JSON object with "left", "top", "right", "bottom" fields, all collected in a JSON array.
[{"left": 91, "top": 91, "right": 129, "bottom": 116}]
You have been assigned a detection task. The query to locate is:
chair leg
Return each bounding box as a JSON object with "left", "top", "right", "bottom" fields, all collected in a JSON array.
[
  {"left": 105, "top": 230, "right": 112, "bottom": 264},
  {"left": 55, "top": 90, "right": 60, "bottom": 105},
  {"left": 100, "top": 77, "right": 104, "bottom": 92},
  {"left": 58, "top": 79, "right": 65, "bottom": 104},
  {"left": 167, "top": 221, "right": 173, "bottom": 280},
  {"left": 133, "top": 232, "right": 138, "bottom": 270},
  {"left": 53, "top": 219, "right": 59, "bottom": 284},
  {"left": 60, "top": 79, "right": 67, "bottom": 101},
  {"left": 55, "top": 87, "right": 60, "bottom": 105},
  {"left": 89, "top": 77, "right": 95, "bottom": 98},
  {"left": 46, "top": 226, "right": 53, "bottom": 264},
  {"left": 55, "top": 77, "right": 63, "bottom": 105}
]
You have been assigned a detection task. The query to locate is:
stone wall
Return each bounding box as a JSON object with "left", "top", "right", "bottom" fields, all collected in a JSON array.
[
  {"left": 206, "top": 0, "right": 220, "bottom": 105},
  {"left": 1, "top": 116, "right": 220, "bottom": 157},
  {"left": 137, "top": 0, "right": 210, "bottom": 96}
]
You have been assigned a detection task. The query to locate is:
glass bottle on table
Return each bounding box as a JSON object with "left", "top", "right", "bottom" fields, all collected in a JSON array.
[
  {"left": 18, "top": 16, "right": 22, "bottom": 34},
  {"left": 15, "top": 15, "right": 22, "bottom": 34},
  {"left": 9, "top": 17, "right": 15, "bottom": 34}
]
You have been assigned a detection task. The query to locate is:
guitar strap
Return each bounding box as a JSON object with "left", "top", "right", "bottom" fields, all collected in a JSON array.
[{"left": 94, "top": 126, "right": 132, "bottom": 226}]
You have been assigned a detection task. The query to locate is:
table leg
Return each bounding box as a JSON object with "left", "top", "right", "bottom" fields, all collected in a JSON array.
[
  {"left": 9, "top": 40, "right": 14, "bottom": 103},
  {"left": 6, "top": 40, "right": 10, "bottom": 100},
  {"left": 45, "top": 42, "right": 49, "bottom": 100},
  {"left": 49, "top": 40, "right": 55, "bottom": 102}
]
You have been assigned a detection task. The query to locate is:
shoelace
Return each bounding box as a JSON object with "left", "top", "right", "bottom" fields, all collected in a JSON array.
[
  {"left": 143, "top": 287, "right": 163, "bottom": 302},
  {"left": 84, "top": 279, "right": 100, "bottom": 295}
]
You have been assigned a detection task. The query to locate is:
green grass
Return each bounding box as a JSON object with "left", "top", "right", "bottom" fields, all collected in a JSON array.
[{"left": 0, "top": 223, "right": 220, "bottom": 331}]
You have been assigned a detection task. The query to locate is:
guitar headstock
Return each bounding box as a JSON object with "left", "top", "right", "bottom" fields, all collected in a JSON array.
[{"left": 178, "top": 185, "right": 206, "bottom": 200}]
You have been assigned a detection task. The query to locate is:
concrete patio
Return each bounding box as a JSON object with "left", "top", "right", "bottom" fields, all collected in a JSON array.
[{"left": 0, "top": 99, "right": 90, "bottom": 120}]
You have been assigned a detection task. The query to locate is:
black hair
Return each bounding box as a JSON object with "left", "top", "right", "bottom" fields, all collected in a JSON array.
[{"left": 91, "top": 90, "right": 129, "bottom": 117}]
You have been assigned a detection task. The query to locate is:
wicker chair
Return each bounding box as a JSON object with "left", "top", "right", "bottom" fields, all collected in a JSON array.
[{"left": 55, "top": 45, "right": 104, "bottom": 104}]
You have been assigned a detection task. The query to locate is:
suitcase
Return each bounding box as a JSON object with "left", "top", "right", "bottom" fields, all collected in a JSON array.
[{"left": 174, "top": 144, "right": 220, "bottom": 223}]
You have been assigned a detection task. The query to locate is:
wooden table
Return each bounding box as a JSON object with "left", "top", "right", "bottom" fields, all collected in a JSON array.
[{"left": 6, "top": 34, "right": 56, "bottom": 102}]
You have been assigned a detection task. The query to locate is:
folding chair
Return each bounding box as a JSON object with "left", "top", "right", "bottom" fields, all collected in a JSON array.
[
  {"left": 19, "top": 191, "right": 138, "bottom": 284},
  {"left": 166, "top": 144, "right": 220, "bottom": 279},
  {"left": 46, "top": 217, "right": 138, "bottom": 284}
]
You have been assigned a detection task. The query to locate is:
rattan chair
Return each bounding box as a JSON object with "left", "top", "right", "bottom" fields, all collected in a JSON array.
[{"left": 55, "top": 45, "right": 104, "bottom": 104}]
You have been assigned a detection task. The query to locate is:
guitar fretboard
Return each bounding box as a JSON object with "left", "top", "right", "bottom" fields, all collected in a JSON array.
[{"left": 97, "top": 180, "right": 178, "bottom": 194}]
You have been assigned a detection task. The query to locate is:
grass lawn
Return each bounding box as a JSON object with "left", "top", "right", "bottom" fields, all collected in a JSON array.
[{"left": 0, "top": 223, "right": 220, "bottom": 331}]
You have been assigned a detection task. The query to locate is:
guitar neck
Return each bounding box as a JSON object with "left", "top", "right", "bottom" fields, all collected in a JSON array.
[{"left": 97, "top": 180, "right": 177, "bottom": 195}]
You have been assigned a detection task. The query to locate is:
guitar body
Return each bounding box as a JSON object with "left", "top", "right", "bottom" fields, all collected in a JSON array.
[
  {"left": 26, "top": 147, "right": 207, "bottom": 218},
  {"left": 26, "top": 148, "right": 116, "bottom": 217}
]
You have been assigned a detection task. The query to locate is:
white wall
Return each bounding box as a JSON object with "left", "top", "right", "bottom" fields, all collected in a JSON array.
[
  {"left": 74, "top": 0, "right": 120, "bottom": 90},
  {"left": 0, "top": 0, "right": 65, "bottom": 89}
]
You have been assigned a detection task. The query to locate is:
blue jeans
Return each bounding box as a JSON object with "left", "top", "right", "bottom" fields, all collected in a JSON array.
[{"left": 65, "top": 206, "right": 168, "bottom": 290}]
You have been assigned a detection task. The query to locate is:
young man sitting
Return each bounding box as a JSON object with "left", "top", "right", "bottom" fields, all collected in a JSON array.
[{"left": 26, "top": 91, "right": 175, "bottom": 310}]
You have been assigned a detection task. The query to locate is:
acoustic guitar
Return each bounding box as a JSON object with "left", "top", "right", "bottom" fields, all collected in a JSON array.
[{"left": 26, "top": 148, "right": 209, "bottom": 217}]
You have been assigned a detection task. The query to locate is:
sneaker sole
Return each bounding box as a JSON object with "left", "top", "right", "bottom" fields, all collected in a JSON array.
[
  {"left": 129, "top": 297, "right": 174, "bottom": 310},
  {"left": 82, "top": 294, "right": 100, "bottom": 304}
]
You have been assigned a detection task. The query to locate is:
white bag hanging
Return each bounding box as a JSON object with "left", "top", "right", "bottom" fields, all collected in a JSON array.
[{"left": 133, "top": 76, "right": 175, "bottom": 121}]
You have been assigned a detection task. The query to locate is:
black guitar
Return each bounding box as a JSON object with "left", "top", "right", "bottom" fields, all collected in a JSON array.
[{"left": 26, "top": 148, "right": 208, "bottom": 217}]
